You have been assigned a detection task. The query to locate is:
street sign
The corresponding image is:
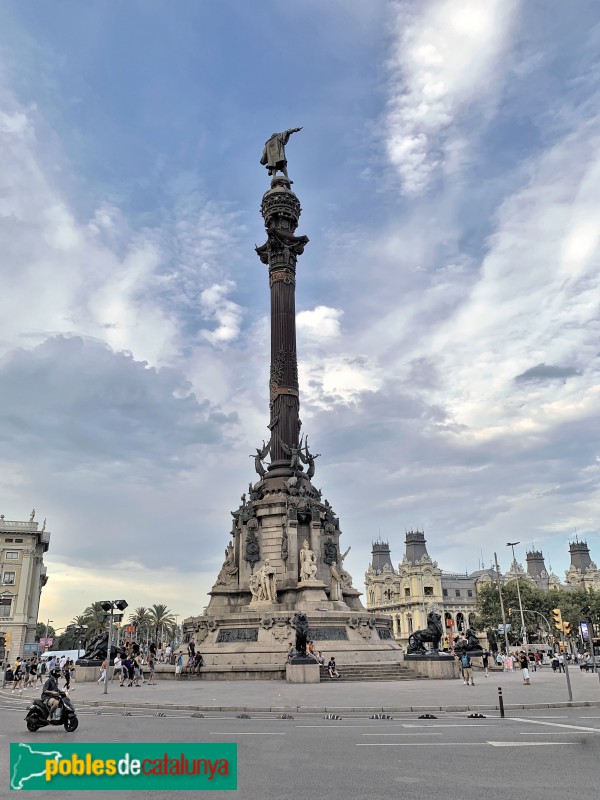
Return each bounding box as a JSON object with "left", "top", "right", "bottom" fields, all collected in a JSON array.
[
  {"left": 498, "top": 624, "right": 512, "bottom": 634},
  {"left": 23, "top": 643, "right": 38, "bottom": 653},
  {"left": 580, "top": 621, "right": 590, "bottom": 641}
]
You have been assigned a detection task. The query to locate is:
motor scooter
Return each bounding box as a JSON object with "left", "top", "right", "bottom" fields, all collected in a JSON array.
[{"left": 25, "top": 692, "right": 79, "bottom": 732}]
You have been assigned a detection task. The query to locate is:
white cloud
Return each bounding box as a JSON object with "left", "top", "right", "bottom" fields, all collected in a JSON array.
[
  {"left": 385, "top": 0, "right": 520, "bottom": 193},
  {"left": 297, "top": 305, "right": 343, "bottom": 340},
  {"left": 200, "top": 281, "right": 243, "bottom": 345},
  {"left": 421, "top": 122, "right": 600, "bottom": 435}
]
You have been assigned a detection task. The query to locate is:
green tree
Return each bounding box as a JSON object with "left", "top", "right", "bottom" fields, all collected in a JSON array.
[
  {"left": 128, "top": 607, "right": 153, "bottom": 643},
  {"left": 476, "top": 582, "right": 600, "bottom": 647},
  {"left": 148, "top": 604, "right": 175, "bottom": 644},
  {"left": 35, "top": 622, "right": 55, "bottom": 641}
]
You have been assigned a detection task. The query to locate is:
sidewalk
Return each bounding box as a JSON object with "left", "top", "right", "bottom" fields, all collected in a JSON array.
[{"left": 5, "top": 666, "right": 599, "bottom": 714}]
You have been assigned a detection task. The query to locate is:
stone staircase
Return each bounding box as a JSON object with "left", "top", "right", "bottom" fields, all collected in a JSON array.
[{"left": 319, "top": 662, "right": 426, "bottom": 682}]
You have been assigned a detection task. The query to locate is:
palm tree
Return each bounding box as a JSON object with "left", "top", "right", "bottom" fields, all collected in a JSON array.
[
  {"left": 148, "top": 604, "right": 175, "bottom": 645},
  {"left": 82, "top": 601, "right": 109, "bottom": 638},
  {"left": 128, "top": 607, "right": 153, "bottom": 644}
]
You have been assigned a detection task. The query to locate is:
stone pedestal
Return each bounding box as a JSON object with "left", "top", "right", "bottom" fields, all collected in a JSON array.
[
  {"left": 286, "top": 662, "right": 320, "bottom": 683},
  {"left": 404, "top": 654, "right": 460, "bottom": 679}
]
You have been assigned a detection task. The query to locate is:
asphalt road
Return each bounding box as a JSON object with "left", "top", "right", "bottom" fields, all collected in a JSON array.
[{"left": 1, "top": 693, "right": 599, "bottom": 800}]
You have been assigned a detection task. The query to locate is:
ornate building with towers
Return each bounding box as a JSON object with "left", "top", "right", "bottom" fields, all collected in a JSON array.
[
  {"left": 365, "top": 531, "right": 600, "bottom": 648},
  {"left": 182, "top": 132, "right": 400, "bottom": 674}
]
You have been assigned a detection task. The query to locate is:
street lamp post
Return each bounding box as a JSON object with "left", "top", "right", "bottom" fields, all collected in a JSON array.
[
  {"left": 506, "top": 542, "right": 528, "bottom": 646},
  {"left": 74, "top": 625, "right": 88, "bottom": 659},
  {"left": 100, "top": 600, "right": 128, "bottom": 696},
  {"left": 494, "top": 552, "right": 511, "bottom": 655},
  {"left": 43, "top": 619, "right": 54, "bottom": 654}
]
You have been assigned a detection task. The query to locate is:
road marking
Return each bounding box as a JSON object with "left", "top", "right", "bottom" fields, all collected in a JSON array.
[
  {"left": 519, "top": 732, "right": 585, "bottom": 735},
  {"left": 357, "top": 743, "right": 488, "bottom": 747},
  {"left": 358, "top": 742, "right": 573, "bottom": 748},
  {"left": 362, "top": 733, "right": 440, "bottom": 737},
  {"left": 208, "top": 732, "right": 286, "bottom": 736},
  {"left": 510, "top": 717, "right": 600, "bottom": 733},
  {"left": 402, "top": 723, "right": 496, "bottom": 728},
  {"left": 487, "top": 742, "right": 573, "bottom": 747},
  {"left": 296, "top": 724, "right": 408, "bottom": 729}
]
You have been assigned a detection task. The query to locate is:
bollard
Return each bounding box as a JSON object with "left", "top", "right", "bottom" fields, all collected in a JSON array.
[{"left": 498, "top": 686, "right": 505, "bottom": 718}]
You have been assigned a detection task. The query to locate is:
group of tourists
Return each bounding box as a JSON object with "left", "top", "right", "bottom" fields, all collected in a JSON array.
[
  {"left": 8, "top": 655, "right": 75, "bottom": 694},
  {"left": 285, "top": 641, "right": 341, "bottom": 678}
]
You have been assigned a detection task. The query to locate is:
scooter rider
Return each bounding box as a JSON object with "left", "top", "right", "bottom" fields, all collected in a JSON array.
[{"left": 41, "top": 668, "right": 63, "bottom": 719}]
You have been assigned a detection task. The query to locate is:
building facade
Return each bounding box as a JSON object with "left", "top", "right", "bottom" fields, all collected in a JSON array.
[
  {"left": 0, "top": 512, "right": 50, "bottom": 659},
  {"left": 365, "top": 532, "right": 600, "bottom": 648},
  {"left": 365, "top": 532, "right": 481, "bottom": 649}
]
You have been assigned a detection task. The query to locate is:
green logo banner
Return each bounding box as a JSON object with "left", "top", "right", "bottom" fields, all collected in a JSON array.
[{"left": 10, "top": 742, "right": 237, "bottom": 791}]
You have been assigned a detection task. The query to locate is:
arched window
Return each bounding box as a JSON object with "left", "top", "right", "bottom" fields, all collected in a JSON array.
[
  {"left": 456, "top": 612, "right": 465, "bottom": 633},
  {"left": 384, "top": 588, "right": 393, "bottom": 601},
  {"left": 407, "top": 615, "right": 413, "bottom": 634}
]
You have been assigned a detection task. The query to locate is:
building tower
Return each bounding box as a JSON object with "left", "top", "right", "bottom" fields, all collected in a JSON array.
[
  {"left": 565, "top": 539, "right": 600, "bottom": 589},
  {"left": 370, "top": 541, "right": 394, "bottom": 573},
  {"left": 404, "top": 530, "right": 429, "bottom": 565},
  {"left": 182, "top": 132, "right": 401, "bottom": 673},
  {"left": 526, "top": 550, "right": 549, "bottom": 591}
]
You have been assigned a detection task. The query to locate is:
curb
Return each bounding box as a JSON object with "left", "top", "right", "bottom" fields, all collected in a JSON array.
[{"left": 3, "top": 689, "right": 599, "bottom": 715}]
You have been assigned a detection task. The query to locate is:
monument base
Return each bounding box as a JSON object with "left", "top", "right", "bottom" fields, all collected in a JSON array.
[
  {"left": 286, "top": 662, "right": 320, "bottom": 683},
  {"left": 404, "top": 653, "right": 460, "bottom": 679}
]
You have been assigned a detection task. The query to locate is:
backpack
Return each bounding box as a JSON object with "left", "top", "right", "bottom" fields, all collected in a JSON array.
[{"left": 460, "top": 654, "right": 471, "bottom": 668}]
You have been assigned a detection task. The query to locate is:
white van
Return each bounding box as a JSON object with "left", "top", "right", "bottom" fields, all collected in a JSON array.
[{"left": 39, "top": 649, "right": 80, "bottom": 663}]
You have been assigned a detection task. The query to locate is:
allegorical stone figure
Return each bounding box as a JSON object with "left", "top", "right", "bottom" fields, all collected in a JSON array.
[
  {"left": 260, "top": 128, "right": 302, "bottom": 180},
  {"left": 258, "top": 559, "right": 278, "bottom": 603},
  {"left": 329, "top": 562, "right": 342, "bottom": 601},
  {"left": 299, "top": 539, "right": 318, "bottom": 582},
  {"left": 215, "top": 541, "right": 238, "bottom": 586}
]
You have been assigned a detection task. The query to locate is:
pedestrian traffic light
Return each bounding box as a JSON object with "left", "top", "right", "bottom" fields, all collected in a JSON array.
[
  {"left": 562, "top": 622, "right": 571, "bottom": 637},
  {"left": 552, "top": 608, "right": 563, "bottom": 630}
]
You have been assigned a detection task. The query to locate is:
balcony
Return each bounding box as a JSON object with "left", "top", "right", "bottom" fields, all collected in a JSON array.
[{"left": 0, "top": 520, "right": 38, "bottom": 531}]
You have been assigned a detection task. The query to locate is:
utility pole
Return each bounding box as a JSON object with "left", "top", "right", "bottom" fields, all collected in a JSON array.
[{"left": 494, "top": 552, "right": 510, "bottom": 655}]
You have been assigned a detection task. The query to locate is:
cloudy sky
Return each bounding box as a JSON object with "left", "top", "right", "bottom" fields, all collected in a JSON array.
[{"left": 1, "top": 0, "right": 599, "bottom": 629}]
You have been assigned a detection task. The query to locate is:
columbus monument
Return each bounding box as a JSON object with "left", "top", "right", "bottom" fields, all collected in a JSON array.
[{"left": 182, "top": 131, "right": 401, "bottom": 676}]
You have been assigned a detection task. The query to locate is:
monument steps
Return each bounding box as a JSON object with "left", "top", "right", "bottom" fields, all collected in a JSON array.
[{"left": 319, "top": 662, "right": 426, "bottom": 682}]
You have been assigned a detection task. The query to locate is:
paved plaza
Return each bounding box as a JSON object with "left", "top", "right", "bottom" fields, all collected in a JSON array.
[{"left": 10, "top": 663, "right": 598, "bottom": 713}]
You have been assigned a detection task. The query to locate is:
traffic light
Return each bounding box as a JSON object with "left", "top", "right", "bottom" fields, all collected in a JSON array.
[
  {"left": 508, "top": 608, "right": 513, "bottom": 615},
  {"left": 562, "top": 622, "right": 571, "bottom": 637},
  {"left": 552, "top": 608, "right": 563, "bottom": 630}
]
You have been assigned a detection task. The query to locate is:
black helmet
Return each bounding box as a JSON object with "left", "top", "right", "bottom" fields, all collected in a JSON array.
[{"left": 50, "top": 668, "right": 61, "bottom": 678}]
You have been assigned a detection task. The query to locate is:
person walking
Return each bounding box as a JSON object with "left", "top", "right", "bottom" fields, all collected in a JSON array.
[
  {"left": 97, "top": 659, "right": 107, "bottom": 684},
  {"left": 111, "top": 654, "right": 122, "bottom": 683},
  {"left": 482, "top": 650, "right": 489, "bottom": 677},
  {"left": 519, "top": 651, "right": 530, "bottom": 685},
  {"left": 460, "top": 652, "right": 475, "bottom": 686},
  {"left": 12, "top": 658, "right": 23, "bottom": 694},
  {"left": 175, "top": 652, "right": 183, "bottom": 680},
  {"left": 63, "top": 659, "right": 71, "bottom": 692},
  {"left": 147, "top": 655, "right": 156, "bottom": 685},
  {"left": 121, "top": 655, "right": 132, "bottom": 687}
]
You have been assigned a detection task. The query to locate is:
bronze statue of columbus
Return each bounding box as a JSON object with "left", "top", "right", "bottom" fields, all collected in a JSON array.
[{"left": 260, "top": 128, "right": 302, "bottom": 180}]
